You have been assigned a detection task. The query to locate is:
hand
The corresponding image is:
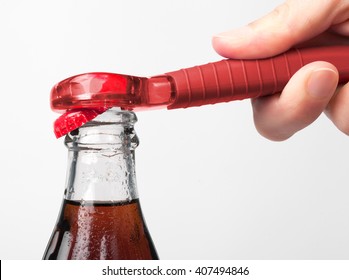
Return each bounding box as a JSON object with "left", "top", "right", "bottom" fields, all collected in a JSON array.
[{"left": 212, "top": 0, "right": 349, "bottom": 140}]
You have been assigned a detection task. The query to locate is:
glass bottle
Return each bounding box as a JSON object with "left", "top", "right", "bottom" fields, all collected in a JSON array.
[{"left": 43, "top": 108, "right": 158, "bottom": 260}]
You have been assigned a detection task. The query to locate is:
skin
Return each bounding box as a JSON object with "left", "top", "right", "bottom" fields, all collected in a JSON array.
[{"left": 212, "top": 0, "right": 349, "bottom": 141}]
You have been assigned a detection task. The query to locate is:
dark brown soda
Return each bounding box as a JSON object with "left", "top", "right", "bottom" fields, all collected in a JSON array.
[{"left": 43, "top": 199, "right": 158, "bottom": 260}]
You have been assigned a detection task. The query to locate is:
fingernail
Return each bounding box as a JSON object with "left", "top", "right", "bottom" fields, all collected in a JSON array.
[{"left": 307, "top": 68, "right": 338, "bottom": 99}]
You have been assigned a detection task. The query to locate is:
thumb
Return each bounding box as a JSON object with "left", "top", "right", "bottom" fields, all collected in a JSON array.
[{"left": 212, "top": 0, "right": 339, "bottom": 59}]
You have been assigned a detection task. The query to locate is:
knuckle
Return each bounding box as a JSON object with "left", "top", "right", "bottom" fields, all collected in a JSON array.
[{"left": 250, "top": 1, "right": 295, "bottom": 43}]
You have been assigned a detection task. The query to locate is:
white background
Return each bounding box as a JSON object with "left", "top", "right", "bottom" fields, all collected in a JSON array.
[{"left": 0, "top": 0, "right": 348, "bottom": 260}]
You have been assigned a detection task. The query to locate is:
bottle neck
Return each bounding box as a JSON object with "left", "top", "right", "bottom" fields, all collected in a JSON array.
[{"left": 63, "top": 108, "right": 139, "bottom": 203}]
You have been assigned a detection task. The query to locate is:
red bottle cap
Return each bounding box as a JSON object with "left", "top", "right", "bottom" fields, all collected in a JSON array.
[{"left": 54, "top": 108, "right": 108, "bottom": 138}]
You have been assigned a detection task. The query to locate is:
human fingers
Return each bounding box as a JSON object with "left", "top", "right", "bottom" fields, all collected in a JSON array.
[
  {"left": 325, "top": 82, "right": 349, "bottom": 135},
  {"left": 252, "top": 62, "right": 338, "bottom": 141},
  {"left": 331, "top": 16, "right": 349, "bottom": 37},
  {"left": 294, "top": 31, "right": 349, "bottom": 48},
  {"left": 212, "top": 0, "right": 346, "bottom": 59}
]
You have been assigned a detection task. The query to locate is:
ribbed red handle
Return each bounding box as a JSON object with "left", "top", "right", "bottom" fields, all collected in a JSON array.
[{"left": 166, "top": 45, "right": 349, "bottom": 109}]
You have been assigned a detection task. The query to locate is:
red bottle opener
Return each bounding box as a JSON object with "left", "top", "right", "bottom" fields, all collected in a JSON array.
[{"left": 52, "top": 45, "right": 349, "bottom": 138}]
